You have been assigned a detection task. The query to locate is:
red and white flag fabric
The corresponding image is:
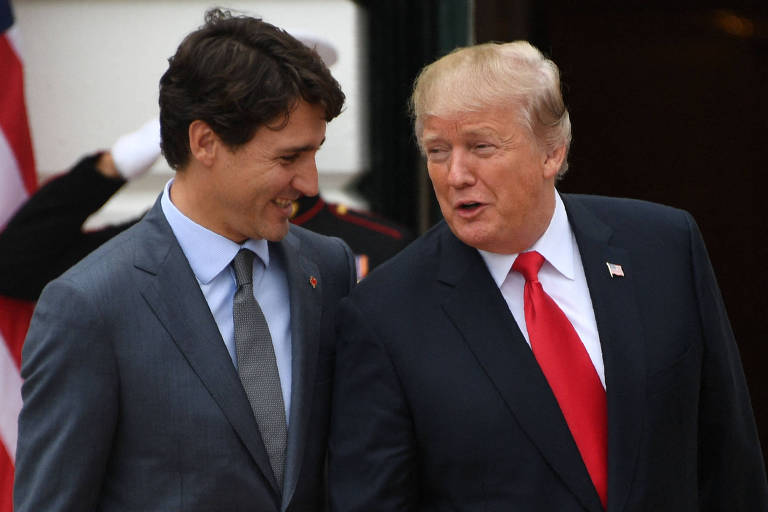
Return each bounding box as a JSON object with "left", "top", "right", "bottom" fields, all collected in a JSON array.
[{"left": 0, "top": 0, "right": 38, "bottom": 509}]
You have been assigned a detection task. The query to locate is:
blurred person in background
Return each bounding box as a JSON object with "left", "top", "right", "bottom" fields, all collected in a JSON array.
[{"left": 0, "top": 118, "right": 160, "bottom": 301}]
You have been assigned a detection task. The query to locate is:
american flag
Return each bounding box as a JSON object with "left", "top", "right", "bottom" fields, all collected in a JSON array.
[
  {"left": 0, "top": 0, "right": 37, "bottom": 509},
  {"left": 606, "top": 262, "right": 624, "bottom": 278}
]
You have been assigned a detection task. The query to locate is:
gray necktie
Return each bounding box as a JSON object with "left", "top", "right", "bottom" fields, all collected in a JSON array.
[{"left": 231, "top": 248, "right": 287, "bottom": 491}]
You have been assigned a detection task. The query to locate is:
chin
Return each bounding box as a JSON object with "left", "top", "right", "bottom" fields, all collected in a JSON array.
[
  {"left": 453, "top": 227, "right": 509, "bottom": 253},
  {"left": 448, "top": 224, "right": 485, "bottom": 250},
  {"left": 260, "top": 223, "right": 291, "bottom": 242}
]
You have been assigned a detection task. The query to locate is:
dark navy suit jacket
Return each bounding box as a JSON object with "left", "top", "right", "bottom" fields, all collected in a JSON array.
[{"left": 330, "top": 193, "right": 768, "bottom": 511}]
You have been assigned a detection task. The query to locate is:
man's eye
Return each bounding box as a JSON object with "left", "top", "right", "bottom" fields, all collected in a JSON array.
[
  {"left": 472, "top": 144, "right": 497, "bottom": 157},
  {"left": 280, "top": 154, "right": 300, "bottom": 163},
  {"left": 427, "top": 148, "right": 450, "bottom": 163},
  {"left": 426, "top": 148, "right": 448, "bottom": 160}
]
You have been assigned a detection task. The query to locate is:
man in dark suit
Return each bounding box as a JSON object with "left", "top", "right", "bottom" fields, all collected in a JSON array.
[
  {"left": 14, "top": 9, "right": 355, "bottom": 512},
  {"left": 329, "top": 41, "right": 768, "bottom": 511}
]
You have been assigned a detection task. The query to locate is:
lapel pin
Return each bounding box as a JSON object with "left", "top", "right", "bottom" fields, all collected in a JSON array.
[
  {"left": 606, "top": 262, "right": 625, "bottom": 278},
  {"left": 309, "top": 276, "right": 318, "bottom": 289}
]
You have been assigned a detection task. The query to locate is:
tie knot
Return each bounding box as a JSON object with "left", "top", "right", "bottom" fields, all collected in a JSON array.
[
  {"left": 512, "top": 251, "right": 545, "bottom": 283},
  {"left": 232, "top": 249, "right": 255, "bottom": 286}
]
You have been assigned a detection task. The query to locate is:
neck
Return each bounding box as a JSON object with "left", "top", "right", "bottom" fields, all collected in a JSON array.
[{"left": 170, "top": 169, "right": 245, "bottom": 243}]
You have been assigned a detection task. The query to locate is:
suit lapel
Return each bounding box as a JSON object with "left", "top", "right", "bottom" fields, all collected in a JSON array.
[
  {"left": 132, "top": 201, "right": 281, "bottom": 496},
  {"left": 438, "top": 227, "right": 604, "bottom": 512},
  {"left": 563, "top": 195, "right": 646, "bottom": 512},
  {"left": 278, "top": 230, "right": 322, "bottom": 511}
]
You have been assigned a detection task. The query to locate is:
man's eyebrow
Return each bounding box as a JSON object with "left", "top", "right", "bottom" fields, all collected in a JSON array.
[
  {"left": 421, "top": 134, "right": 443, "bottom": 145},
  {"left": 280, "top": 137, "right": 326, "bottom": 153},
  {"left": 421, "top": 127, "right": 500, "bottom": 143},
  {"left": 462, "top": 126, "right": 500, "bottom": 138}
]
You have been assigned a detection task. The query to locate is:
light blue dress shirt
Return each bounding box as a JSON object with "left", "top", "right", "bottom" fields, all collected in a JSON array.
[{"left": 160, "top": 179, "right": 293, "bottom": 423}]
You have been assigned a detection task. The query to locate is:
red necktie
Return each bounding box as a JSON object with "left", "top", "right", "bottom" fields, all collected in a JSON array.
[{"left": 513, "top": 251, "right": 607, "bottom": 508}]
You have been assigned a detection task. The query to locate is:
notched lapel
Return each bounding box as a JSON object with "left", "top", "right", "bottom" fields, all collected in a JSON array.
[
  {"left": 564, "top": 195, "right": 647, "bottom": 512},
  {"left": 133, "top": 202, "right": 281, "bottom": 495},
  {"left": 277, "top": 231, "right": 323, "bottom": 511},
  {"left": 438, "top": 231, "right": 604, "bottom": 512}
]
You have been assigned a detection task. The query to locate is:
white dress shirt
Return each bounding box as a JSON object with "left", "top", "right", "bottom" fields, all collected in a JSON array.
[
  {"left": 161, "top": 179, "right": 293, "bottom": 422},
  {"left": 478, "top": 192, "right": 605, "bottom": 388}
]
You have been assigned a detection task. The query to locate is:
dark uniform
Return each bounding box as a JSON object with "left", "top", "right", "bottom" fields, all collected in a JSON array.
[
  {"left": 0, "top": 153, "right": 136, "bottom": 301},
  {"left": 291, "top": 196, "right": 413, "bottom": 279},
  {"left": 0, "top": 155, "right": 414, "bottom": 301}
]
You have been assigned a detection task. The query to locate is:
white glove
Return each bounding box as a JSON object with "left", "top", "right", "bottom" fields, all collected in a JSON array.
[{"left": 110, "top": 117, "right": 161, "bottom": 180}]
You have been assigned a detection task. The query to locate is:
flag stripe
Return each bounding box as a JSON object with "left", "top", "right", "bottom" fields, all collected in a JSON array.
[
  {"left": 0, "top": 334, "right": 22, "bottom": 463},
  {"left": 0, "top": 127, "right": 28, "bottom": 228},
  {"left": 0, "top": 444, "right": 13, "bottom": 511},
  {"left": 2, "top": 2, "right": 37, "bottom": 507},
  {"left": 0, "top": 30, "right": 36, "bottom": 196},
  {"left": 0, "top": 297, "right": 32, "bottom": 368}
]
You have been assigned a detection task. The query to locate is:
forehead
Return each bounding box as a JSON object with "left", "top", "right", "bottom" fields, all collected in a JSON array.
[
  {"left": 248, "top": 101, "right": 327, "bottom": 146},
  {"left": 420, "top": 107, "right": 523, "bottom": 142}
]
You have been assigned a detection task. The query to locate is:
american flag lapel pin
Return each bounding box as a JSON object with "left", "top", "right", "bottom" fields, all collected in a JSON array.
[
  {"left": 606, "top": 262, "right": 625, "bottom": 278},
  {"left": 309, "top": 276, "right": 318, "bottom": 289}
]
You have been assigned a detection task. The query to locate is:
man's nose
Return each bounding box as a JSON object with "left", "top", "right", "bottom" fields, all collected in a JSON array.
[
  {"left": 446, "top": 150, "right": 475, "bottom": 188},
  {"left": 293, "top": 157, "right": 319, "bottom": 197}
]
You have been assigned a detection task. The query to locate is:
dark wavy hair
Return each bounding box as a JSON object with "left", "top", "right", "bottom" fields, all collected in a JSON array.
[{"left": 159, "top": 8, "right": 345, "bottom": 170}]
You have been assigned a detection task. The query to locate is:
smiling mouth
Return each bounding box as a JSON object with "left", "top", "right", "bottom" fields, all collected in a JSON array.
[{"left": 274, "top": 199, "right": 293, "bottom": 209}]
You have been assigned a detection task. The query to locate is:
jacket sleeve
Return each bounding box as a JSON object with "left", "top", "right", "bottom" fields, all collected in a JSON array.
[
  {"left": 689, "top": 213, "right": 768, "bottom": 510},
  {"left": 0, "top": 153, "right": 136, "bottom": 301},
  {"left": 13, "top": 277, "right": 119, "bottom": 511}
]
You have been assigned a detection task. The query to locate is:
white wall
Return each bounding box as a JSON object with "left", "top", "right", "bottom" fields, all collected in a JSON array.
[{"left": 14, "top": 0, "right": 367, "bottom": 224}]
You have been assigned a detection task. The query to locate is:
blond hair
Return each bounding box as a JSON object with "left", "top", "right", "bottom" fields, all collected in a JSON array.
[{"left": 411, "top": 41, "right": 572, "bottom": 176}]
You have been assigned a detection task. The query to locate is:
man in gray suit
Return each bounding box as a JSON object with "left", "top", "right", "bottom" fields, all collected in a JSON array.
[{"left": 14, "top": 9, "right": 355, "bottom": 512}]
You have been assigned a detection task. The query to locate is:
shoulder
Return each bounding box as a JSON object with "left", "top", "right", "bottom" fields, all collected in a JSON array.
[
  {"left": 291, "top": 197, "right": 414, "bottom": 272},
  {"left": 563, "top": 193, "right": 695, "bottom": 237},
  {"left": 564, "top": 193, "right": 690, "bottom": 219},
  {"left": 349, "top": 221, "right": 450, "bottom": 298},
  {"left": 287, "top": 223, "right": 351, "bottom": 258},
  {"left": 293, "top": 197, "right": 412, "bottom": 242},
  {"left": 324, "top": 203, "right": 413, "bottom": 242},
  {"left": 285, "top": 224, "right": 355, "bottom": 284},
  {"left": 49, "top": 215, "right": 151, "bottom": 296},
  {"left": 562, "top": 194, "right": 706, "bottom": 280}
]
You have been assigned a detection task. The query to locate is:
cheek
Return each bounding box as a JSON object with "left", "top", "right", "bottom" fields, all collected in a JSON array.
[
  {"left": 427, "top": 166, "right": 447, "bottom": 196},
  {"left": 497, "top": 179, "right": 538, "bottom": 221},
  {"left": 245, "top": 172, "right": 281, "bottom": 199},
  {"left": 426, "top": 164, "right": 438, "bottom": 184}
]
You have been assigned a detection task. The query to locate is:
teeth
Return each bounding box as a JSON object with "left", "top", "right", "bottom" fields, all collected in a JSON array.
[{"left": 274, "top": 199, "right": 292, "bottom": 208}]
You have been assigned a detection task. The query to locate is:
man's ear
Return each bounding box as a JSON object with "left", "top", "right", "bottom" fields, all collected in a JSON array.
[
  {"left": 188, "top": 120, "right": 218, "bottom": 167},
  {"left": 543, "top": 144, "right": 567, "bottom": 179}
]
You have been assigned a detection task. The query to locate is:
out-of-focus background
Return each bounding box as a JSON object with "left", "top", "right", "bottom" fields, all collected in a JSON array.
[
  {"left": 14, "top": 0, "right": 369, "bottom": 225},
  {"left": 6, "top": 0, "right": 768, "bottom": 464}
]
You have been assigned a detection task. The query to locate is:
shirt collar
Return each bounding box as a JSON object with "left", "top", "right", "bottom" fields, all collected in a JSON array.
[
  {"left": 479, "top": 191, "right": 576, "bottom": 287},
  {"left": 160, "top": 178, "right": 269, "bottom": 284}
]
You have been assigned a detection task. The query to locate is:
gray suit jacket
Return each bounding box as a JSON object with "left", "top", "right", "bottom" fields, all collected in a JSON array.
[{"left": 15, "top": 198, "right": 356, "bottom": 512}]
